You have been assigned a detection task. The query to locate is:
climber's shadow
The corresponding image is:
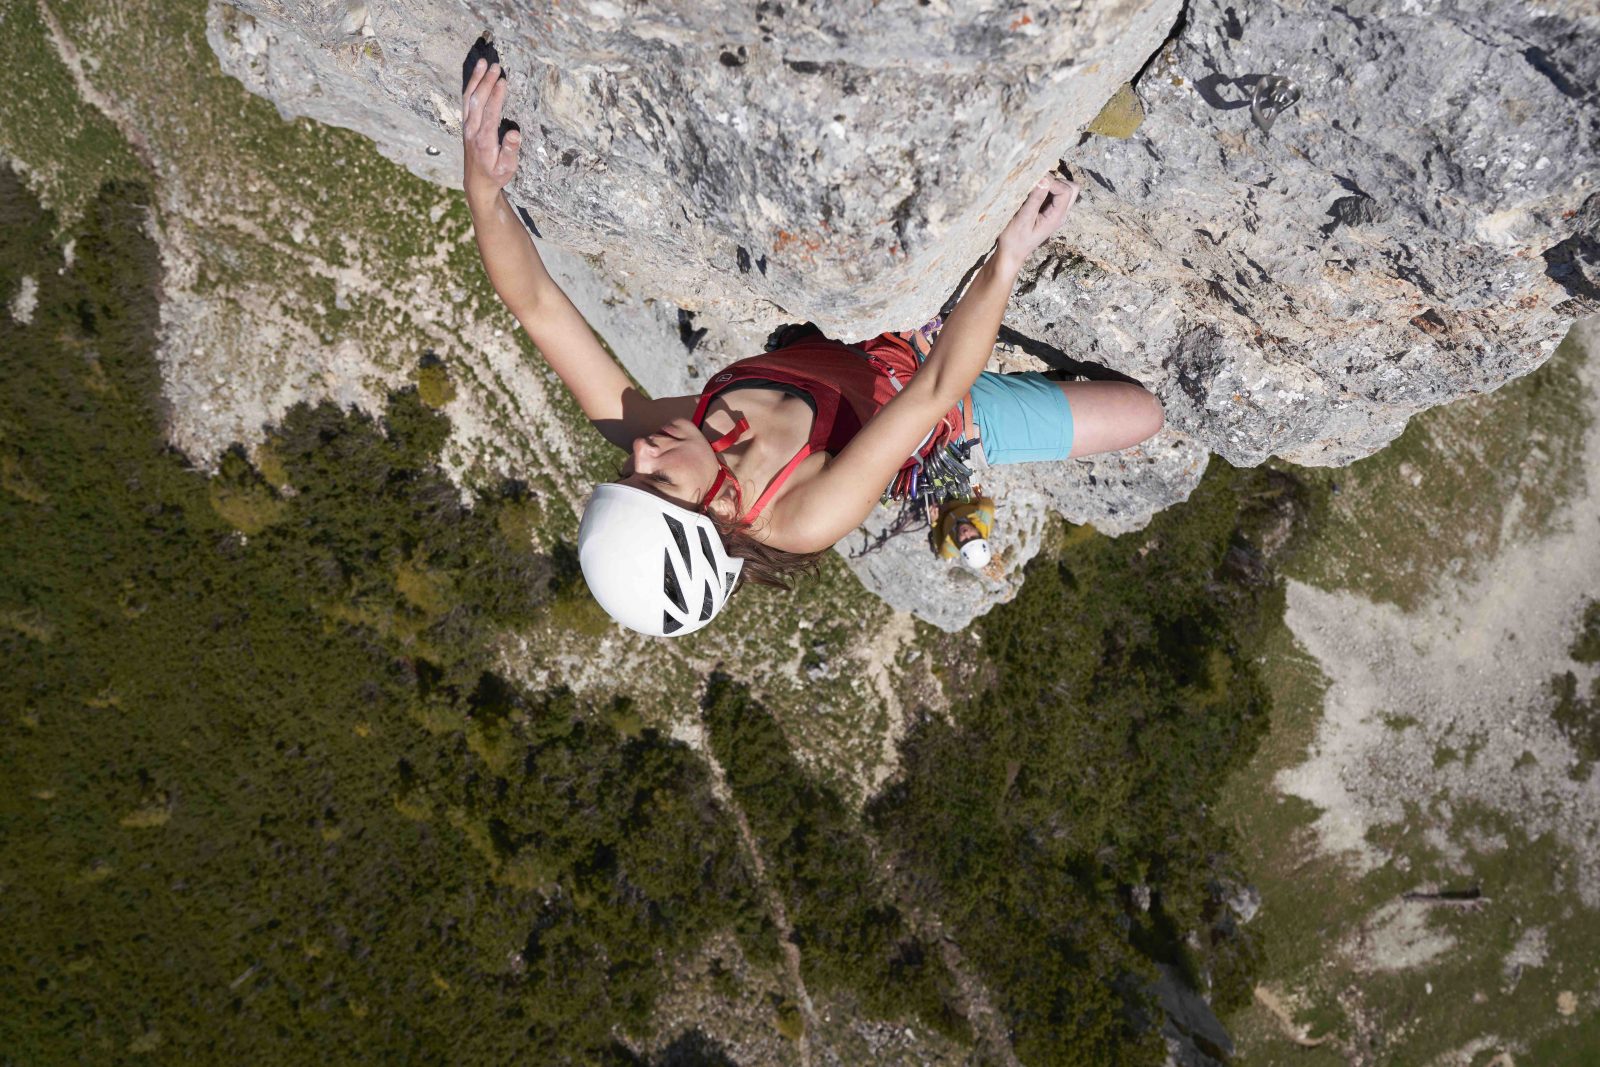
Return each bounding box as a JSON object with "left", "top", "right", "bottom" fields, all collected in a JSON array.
[{"left": 1193, "top": 72, "right": 1270, "bottom": 111}]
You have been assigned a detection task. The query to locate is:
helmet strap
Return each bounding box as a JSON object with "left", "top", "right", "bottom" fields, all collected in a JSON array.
[
  {"left": 700, "top": 461, "right": 743, "bottom": 517},
  {"left": 701, "top": 416, "right": 749, "bottom": 518}
]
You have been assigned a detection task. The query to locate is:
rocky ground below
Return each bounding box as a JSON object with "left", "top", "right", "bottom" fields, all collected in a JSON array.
[{"left": 1220, "top": 320, "right": 1600, "bottom": 1066}]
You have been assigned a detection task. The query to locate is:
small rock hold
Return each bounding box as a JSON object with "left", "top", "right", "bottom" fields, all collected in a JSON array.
[
  {"left": 1329, "top": 194, "right": 1392, "bottom": 228},
  {"left": 337, "top": 1, "right": 368, "bottom": 36},
  {"left": 1087, "top": 83, "right": 1145, "bottom": 138},
  {"left": 1410, "top": 308, "right": 1449, "bottom": 335},
  {"left": 677, "top": 308, "right": 708, "bottom": 352}
]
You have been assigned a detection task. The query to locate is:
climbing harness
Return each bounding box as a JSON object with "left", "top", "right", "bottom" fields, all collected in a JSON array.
[
  {"left": 871, "top": 316, "right": 987, "bottom": 557},
  {"left": 882, "top": 315, "right": 981, "bottom": 510}
]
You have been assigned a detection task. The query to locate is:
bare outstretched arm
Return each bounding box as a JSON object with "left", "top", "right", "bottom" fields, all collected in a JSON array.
[
  {"left": 461, "top": 58, "right": 679, "bottom": 449},
  {"left": 773, "top": 176, "right": 1081, "bottom": 552}
]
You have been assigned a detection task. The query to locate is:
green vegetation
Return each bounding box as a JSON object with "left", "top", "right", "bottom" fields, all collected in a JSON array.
[
  {"left": 1571, "top": 599, "right": 1600, "bottom": 664},
  {"left": 700, "top": 458, "right": 1306, "bottom": 1063},
  {"left": 703, "top": 676, "right": 967, "bottom": 1041},
  {"left": 414, "top": 354, "right": 459, "bottom": 409},
  {"left": 872, "top": 468, "right": 1307, "bottom": 1063},
  {"left": 1281, "top": 331, "right": 1592, "bottom": 610},
  {"left": 0, "top": 171, "right": 773, "bottom": 1063},
  {"left": 1550, "top": 598, "right": 1600, "bottom": 775},
  {"left": 0, "top": 2, "right": 144, "bottom": 222}
]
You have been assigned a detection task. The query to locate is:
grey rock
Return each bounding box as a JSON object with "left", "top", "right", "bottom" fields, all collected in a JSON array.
[
  {"left": 1154, "top": 963, "right": 1235, "bottom": 1067},
  {"left": 1008, "top": 0, "right": 1598, "bottom": 468},
  {"left": 1226, "top": 883, "right": 1261, "bottom": 925},
  {"left": 206, "top": 0, "right": 1182, "bottom": 338},
  {"left": 1545, "top": 192, "right": 1600, "bottom": 316},
  {"left": 1326, "top": 194, "right": 1390, "bottom": 229}
]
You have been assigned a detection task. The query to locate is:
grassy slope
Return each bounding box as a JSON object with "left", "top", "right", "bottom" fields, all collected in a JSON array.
[
  {"left": 1220, "top": 332, "right": 1599, "bottom": 1065},
  {"left": 1282, "top": 334, "right": 1591, "bottom": 612}
]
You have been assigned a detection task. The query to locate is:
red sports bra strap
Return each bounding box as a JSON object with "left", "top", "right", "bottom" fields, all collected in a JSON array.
[
  {"left": 741, "top": 444, "right": 813, "bottom": 524},
  {"left": 709, "top": 417, "right": 749, "bottom": 453}
]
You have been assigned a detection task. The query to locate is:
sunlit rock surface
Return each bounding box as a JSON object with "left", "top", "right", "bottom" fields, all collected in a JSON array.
[
  {"left": 208, "top": 0, "right": 1598, "bottom": 630},
  {"left": 1011, "top": 0, "right": 1599, "bottom": 468},
  {"left": 207, "top": 0, "right": 1180, "bottom": 336}
]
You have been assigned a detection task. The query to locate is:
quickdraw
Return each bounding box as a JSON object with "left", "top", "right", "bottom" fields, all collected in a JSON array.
[{"left": 883, "top": 435, "right": 980, "bottom": 509}]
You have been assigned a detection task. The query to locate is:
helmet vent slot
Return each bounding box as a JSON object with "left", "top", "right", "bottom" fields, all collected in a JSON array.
[
  {"left": 699, "top": 583, "right": 714, "bottom": 622},
  {"left": 662, "top": 549, "right": 687, "bottom": 612},
  {"left": 663, "top": 515, "right": 692, "bottom": 570},
  {"left": 662, "top": 612, "right": 682, "bottom": 634}
]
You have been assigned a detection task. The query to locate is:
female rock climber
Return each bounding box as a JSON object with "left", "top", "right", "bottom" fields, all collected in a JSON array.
[{"left": 462, "top": 54, "right": 1165, "bottom": 636}]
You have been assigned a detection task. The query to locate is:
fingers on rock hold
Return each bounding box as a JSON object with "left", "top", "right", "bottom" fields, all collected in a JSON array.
[{"left": 462, "top": 33, "right": 501, "bottom": 93}]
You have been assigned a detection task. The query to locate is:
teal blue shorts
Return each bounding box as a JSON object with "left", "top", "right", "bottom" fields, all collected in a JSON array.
[{"left": 966, "top": 371, "right": 1074, "bottom": 464}]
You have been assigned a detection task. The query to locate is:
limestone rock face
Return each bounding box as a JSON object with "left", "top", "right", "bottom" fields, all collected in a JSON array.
[
  {"left": 207, "top": 0, "right": 1181, "bottom": 337},
  {"left": 207, "top": 0, "right": 1599, "bottom": 631},
  {"left": 1009, "top": 0, "right": 1599, "bottom": 468}
]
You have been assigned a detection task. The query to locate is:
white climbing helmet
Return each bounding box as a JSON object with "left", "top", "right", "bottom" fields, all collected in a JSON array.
[
  {"left": 958, "top": 536, "right": 993, "bottom": 571},
  {"left": 578, "top": 484, "right": 745, "bottom": 637}
]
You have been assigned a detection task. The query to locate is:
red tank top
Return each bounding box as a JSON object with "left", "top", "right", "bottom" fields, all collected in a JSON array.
[{"left": 691, "top": 333, "right": 966, "bottom": 523}]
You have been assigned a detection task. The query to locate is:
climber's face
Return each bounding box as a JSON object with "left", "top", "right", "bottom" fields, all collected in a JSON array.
[
  {"left": 616, "top": 418, "right": 738, "bottom": 518},
  {"left": 952, "top": 519, "right": 983, "bottom": 545}
]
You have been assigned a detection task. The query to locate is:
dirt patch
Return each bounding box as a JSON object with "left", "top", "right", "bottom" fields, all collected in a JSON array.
[
  {"left": 1275, "top": 322, "right": 1600, "bottom": 903},
  {"left": 8, "top": 273, "right": 37, "bottom": 323},
  {"left": 1342, "top": 900, "right": 1458, "bottom": 973}
]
